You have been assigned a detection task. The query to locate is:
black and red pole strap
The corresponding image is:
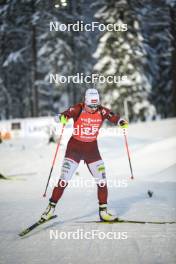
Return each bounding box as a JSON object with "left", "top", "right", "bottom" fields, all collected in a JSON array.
[
  {"left": 123, "top": 128, "right": 134, "bottom": 180},
  {"left": 43, "top": 124, "right": 65, "bottom": 197}
]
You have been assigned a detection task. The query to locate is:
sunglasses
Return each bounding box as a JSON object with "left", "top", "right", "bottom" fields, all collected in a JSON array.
[{"left": 87, "top": 104, "right": 99, "bottom": 109}]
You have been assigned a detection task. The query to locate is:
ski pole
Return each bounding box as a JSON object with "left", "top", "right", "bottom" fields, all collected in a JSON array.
[
  {"left": 43, "top": 124, "right": 65, "bottom": 197},
  {"left": 123, "top": 128, "right": 134, "bottom": 180}
]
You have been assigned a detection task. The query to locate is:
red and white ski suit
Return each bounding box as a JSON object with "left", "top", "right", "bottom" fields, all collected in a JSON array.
[{"left": 50, "top": 103, "right": 120, "bottom": 205}]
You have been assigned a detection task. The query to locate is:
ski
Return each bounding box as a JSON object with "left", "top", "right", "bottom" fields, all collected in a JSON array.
[
  {"left": 76, "top": 219, "right": 176, "bottom": 224},
  {"left": 19, "top": 215, "right": 58, "bottom": 237}
]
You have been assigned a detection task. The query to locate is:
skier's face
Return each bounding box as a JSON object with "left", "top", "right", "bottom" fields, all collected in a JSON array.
[{"left": 85, "top": 104, "right": 98, "bottom": 113}]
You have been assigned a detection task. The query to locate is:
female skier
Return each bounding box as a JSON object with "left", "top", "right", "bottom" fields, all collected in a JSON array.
[{"left": 41, "top": 88, "right": 128, "bottom": 222}]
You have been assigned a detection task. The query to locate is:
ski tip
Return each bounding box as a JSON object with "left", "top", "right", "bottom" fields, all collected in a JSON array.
[
  {"left": 19, "top": 230, "right": 29, "bottom": 237},
  {"left": 43, "top": 194, "right": 46, "bottom": 197},
  {"left": 18, "top": 215, "right": 58, "bottom": 237}
]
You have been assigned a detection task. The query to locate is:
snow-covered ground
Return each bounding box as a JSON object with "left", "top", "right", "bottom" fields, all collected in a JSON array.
[{"left": 0, "top": 118, "right": 176, "bottom": 264}]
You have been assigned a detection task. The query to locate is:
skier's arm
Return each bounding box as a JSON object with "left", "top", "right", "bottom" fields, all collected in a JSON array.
[
  {"left": 101, "top": 106, "right": 128, "bottom": 127},
  {"left": 60, "top": 103, "right": 83, "bottom": 121},
  {"left": 100, "top": 106, "right": 120, "bottom": 125}
]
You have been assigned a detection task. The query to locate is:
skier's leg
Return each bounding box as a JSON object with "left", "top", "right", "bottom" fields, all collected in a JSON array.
[
  {"left": 41, "top": 157, "right": 79, "bottom": 220},
  {"left": 87, "top": 160, "right": 118, "bottom": 222},
  {"left": 87, "top": 160, "right": 107, "bottom": 204},
  {"left": 50, "top": 157, "right": 79, "bottom": 203}
]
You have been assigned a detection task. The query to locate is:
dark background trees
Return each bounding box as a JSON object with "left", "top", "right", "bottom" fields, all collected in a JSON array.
[{"left": 0, "top": 0, "right": 175, "bottom": 121}]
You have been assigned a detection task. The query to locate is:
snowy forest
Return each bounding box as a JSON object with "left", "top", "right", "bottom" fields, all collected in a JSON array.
[{"left": 0, "top": 0, "right": 176, "bottom": 121}]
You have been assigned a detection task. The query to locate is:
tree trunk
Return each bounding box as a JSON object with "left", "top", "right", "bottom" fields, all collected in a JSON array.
[{"left": 31, "top": 0, "right": 38, "bottom": 117}]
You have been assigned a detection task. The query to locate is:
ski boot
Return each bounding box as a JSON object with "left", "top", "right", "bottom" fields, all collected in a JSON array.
[
  {"left": 99, "top": 204, "right": 118, "bottom": 222},
  {"left": 41, "top": 201, "right": 56, "bottom": 221}
]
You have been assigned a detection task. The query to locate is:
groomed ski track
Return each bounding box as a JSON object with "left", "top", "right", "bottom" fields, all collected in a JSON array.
[{"left": 0, "top": 118, "right": 176, "bottom": 264}]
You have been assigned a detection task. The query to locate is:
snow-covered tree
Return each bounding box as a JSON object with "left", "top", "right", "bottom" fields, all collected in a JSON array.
[
  {"left": 0, "top": 0, "right": 175, "bottom": 120},
  {"left": 169, "top": 0, "right": 176, "bottom": 117},
  {"left": 134, "top": 0, "right": 175, "bottom": 118},
  {"left": 0, "top": 0, "right": 93, "bottom": 118},
  {"left": 93, "top": 0, "right": 156, "bottom": 121},
  {"left": 0, "top": 0, "right": 33, "bottom": 118},
  {"left": 37, "top": 0, "right": 92, "bottom": 113},
  {"left": 93, "top": 0, "right": 176, "bottom": 120}
]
